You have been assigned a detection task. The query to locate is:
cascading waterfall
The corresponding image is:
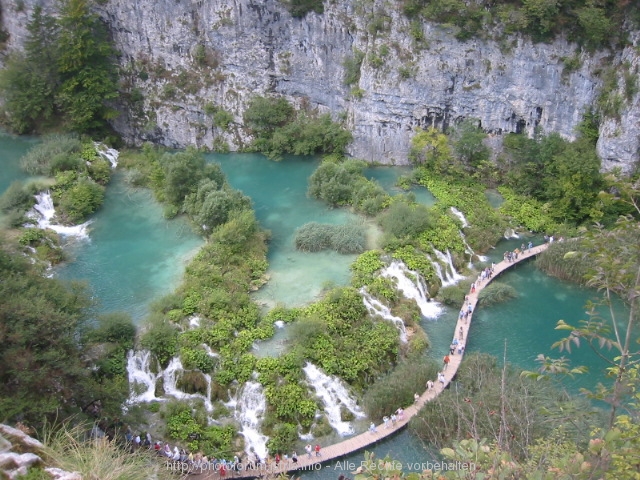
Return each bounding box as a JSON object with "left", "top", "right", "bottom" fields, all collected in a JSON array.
[
  {"left": 126, "top": 350, "right": 214, "bottom": 413},
  {"left": 94, "top": 142, "right": 119, "bottom": 168},
  {"left": 380, "top": 261, "right": 443, "bottom": 319},
  {"left": 126, "top": 350, "right": 160, "bottom": 403},
  {"left": 227, "top": 381, "right": 268, "bottom": 460},
  {"left": 360, "top": 288, "right": 407, "bottom": 342},
  {"left": 450, "top": 207, "right": 469, "bottom": 228},
  {"left": 303, "top": 363, "right": 365, "bottom": 436},
  {"left": 23, "top": 145, "right": 119, "bottom": 239},
  {"left": 432, "top": 249, "right": 465, "bottom": 287},
  {"left": 25, "top": 191, "right": 91, "bottom": 238},
  {"left": 459, "top": 232, "right": 489, "bottom": 267},
  {"left": 162, "top": 357, "right": 214, "bottom": 413}
]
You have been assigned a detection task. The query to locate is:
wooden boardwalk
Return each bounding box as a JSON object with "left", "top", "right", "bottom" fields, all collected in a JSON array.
[{"left": 188, "top": 243, "right": 549, "bottom": 479}]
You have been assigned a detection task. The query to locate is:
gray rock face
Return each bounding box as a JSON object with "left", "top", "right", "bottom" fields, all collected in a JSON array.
[{"left": 1, "top": 0, "right": 639, "bottom": 171}]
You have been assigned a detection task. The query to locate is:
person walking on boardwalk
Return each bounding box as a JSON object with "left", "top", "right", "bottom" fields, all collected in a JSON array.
[
  {"left": 369, "top": 422, "right": 377, "bottom": 434},
  {"left": 443, "top": 354, "right": 450, "bottom": 370},
  {"left": 438, "top": 372, "right": 446, "bottom": 385},
  {"left": 305, "top": 444, "right": 312, "bottom": 458},
  {"left": 315, "top": 444, "right": 321, "bottom": 457},
  {"left": 426, "top": 380, "right": 434, "bottom": 391}
]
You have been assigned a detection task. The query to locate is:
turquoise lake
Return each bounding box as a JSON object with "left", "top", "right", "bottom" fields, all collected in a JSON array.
[{"left": 0, "top": 136, "right": 625, "bottom": 473}]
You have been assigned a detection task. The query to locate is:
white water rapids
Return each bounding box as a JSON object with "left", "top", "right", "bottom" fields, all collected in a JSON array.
[
  {"left": 303, "top": 363, "right": 365, "bottom": 436},
  {"left": 25, "top": 191, "right": 91, "bottom": 238},
  {"left": 380, "top": 261, "right": 443, "bottom": 319}
]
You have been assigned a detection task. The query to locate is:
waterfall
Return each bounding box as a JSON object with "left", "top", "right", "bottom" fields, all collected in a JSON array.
[
  {"left": 227, "top": 381, "right": 268, "bottom": 460},
  {"left": 380, "top": 261, "right": 443, "bottom": 319},
  {"left": 433, "top": 249, "right": 465, "bottom": 287},
  {"left": 450, "top": 207, "right": 469, "bottom": 228},
  {"left": 94, "top": 142, "right": 119, "bottom": 168},
  {"left": 504, "top": 228, "right": 519, "bottom": 239},
  {"left": 303, "top": 363, "right": 365, "bottom": 436},
  {"left": 25, "top": 191, "right": 91, "bottom": 239},
  {"left": 161, "top": 357, "right": 214, "bottom": 413},
  {"left": 126, "top": 351, "right": 214, "bottom": 413},
  {"left": 360, "top": 288, "right": 407, "bottom": 342},
  {"left": 126, "top": 350, "right": 160, "bottom": 403}
]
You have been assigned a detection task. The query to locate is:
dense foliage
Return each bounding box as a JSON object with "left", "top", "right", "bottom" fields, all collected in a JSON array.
[
  {"left": 293, "top": 286, "right": 400, "bottom": 389},
  {"left": 414, "top": 169, "right": 505, "bottom": 252},
  {"left": 285, "top": 0, "right": 324, "bottom": 18},
  {"left": 308, "top": 158, "right": 390, "bottom": 215},
  {"left": 363, "top": 357, "right": 439, "bottom": 421},
  {"left": 0, "top": 237, "right": 131, "bottom": 427},
  {"left": 410, "top": 353, "right": 600, "bottom": 459},
  {"left": 0, "top": 0, "right": 119, "bottom": 134},
  {"left": 19, "top": 135, "right": 112, "bottom": 224},
  {"left": 242, "top": 96, "right": 352, "bottom": 160},
  {"left": 401, "top": 0, "right": 638, "bottom": 47},
  {"left": 535, "top": 238, "right": 590, "bottom": 283},
  {"left": 500, "top": 131, "right": 605, "bottom": 225}
]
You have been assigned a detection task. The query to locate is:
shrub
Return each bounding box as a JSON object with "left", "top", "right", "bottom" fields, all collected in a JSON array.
[
  {"left": 350, "top": 250, "right": 385, "bottom": 287},
  {"left": 378, "top": 200, "right": 433, "bottom": 239},
  {"left": 477, "top": 281, "right": 517, "bottom": 306},
  {"left": 0, "top": 181, "right": 34, "bottom": 214},
  {"left": 308, "top": 159, "right": 388, "bottom": 214},
  {"left": 438, "top": 282, "right": 471, "bottom": 307},
  {"left": 139, "top": 314, "right": 179, "bottom": 367},
  {"left": 287, "top": 0, "right": 324, "bottom": 18},
  {"left": 88, "top": 312, "right": 136, "bottom": 350},
  {"left": 294, "top": 222, "right": 366, "bottom": 254},
  {"left": 56, "top": 177, "right": 104, "bottom": 223},
  {"left": 343, "top": 49, "right": 365, "bottom": 86},
  {"left": 20, "top": 134, "right": 82, "bottom": 175},
  {"left": 213, "top": 109, "right": 233, "bottom": 130},
  {"left": 363, "top": 357, "right": 439, "bottom": 421},
  {"left": 266, "top": 422, "right": 298, "bottom": 454}
]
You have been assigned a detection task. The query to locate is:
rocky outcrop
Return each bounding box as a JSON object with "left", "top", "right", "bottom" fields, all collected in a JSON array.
[
  {"left": 1, "top": 0, "right": 638, "bottom": 171},
  {"left": 0, "top": 424, "right": 80, "bottom": 480}
]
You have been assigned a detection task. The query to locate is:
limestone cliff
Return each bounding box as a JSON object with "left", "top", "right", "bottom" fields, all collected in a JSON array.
[{"left": 1, "top": 0, "right": 639, "bottom": 171}]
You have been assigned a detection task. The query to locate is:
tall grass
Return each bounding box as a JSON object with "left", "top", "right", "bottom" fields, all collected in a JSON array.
[
  {"left": 41, "top": 423, "right": 173, "bottom": 480},
  {"left": 363, "top": 357, "right": 439, "bottom": 421},
  {"left": 477, "top": 281, "right": 517, "bottom": 306},
  {"left": 20, "top": 134, "right": 82, "bottom": 175},
  {"left": 535, "top": 239, "right": 589, "bottom": 284},
  {"left": 294, "top": 222, "right": 366, "bottom": 254}
]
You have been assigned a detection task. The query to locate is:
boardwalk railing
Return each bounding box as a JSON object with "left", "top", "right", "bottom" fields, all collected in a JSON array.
[{"left": 190, "top": 243, "right": 549, "bottom": 479}]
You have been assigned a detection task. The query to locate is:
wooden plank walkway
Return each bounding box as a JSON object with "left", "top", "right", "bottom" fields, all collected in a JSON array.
[{"left": 185, "top": 242, "right": 549, "bottom": 479}]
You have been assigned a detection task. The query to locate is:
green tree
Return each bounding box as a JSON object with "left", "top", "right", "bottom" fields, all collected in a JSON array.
[
  {"left": 577, "top": 4, "right": 612, "bottom": 50},
  {"left": 452, "top": 119, "right": 490, "bottom": 172},
  {"left": 0, "top": 238, "right": 100, "bottom": 426},
  {"left": 543, "top": 138, "right": 603, "bottom": 223},
  {"left": 409, "top": 127, "right": 453, "bottom": 172},
  {"left": 159, "top": 148, "right": 207, "bottom": 206},
  {"left": 57, "top": 177, "right": 105, "bottom": 223},
  {"left": 243, "top": 96, "right": 294, "bottom": 137},
  {"left": 0, "top": 6, "right": 59, "bottom": 133},
  {"left": 56, "top": 0, "right": 119, "bottom": 132}
]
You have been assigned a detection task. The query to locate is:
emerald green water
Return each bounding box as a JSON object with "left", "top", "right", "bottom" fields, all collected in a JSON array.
[
  {"left": 208, "top": 153, "right": 363, "bottom": 307},
  {"left": 55, "top": 173, "right": 203, "bottom": 321},
  {"left": 0, "top": 131, "right": 39, "bottom": 193}
]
